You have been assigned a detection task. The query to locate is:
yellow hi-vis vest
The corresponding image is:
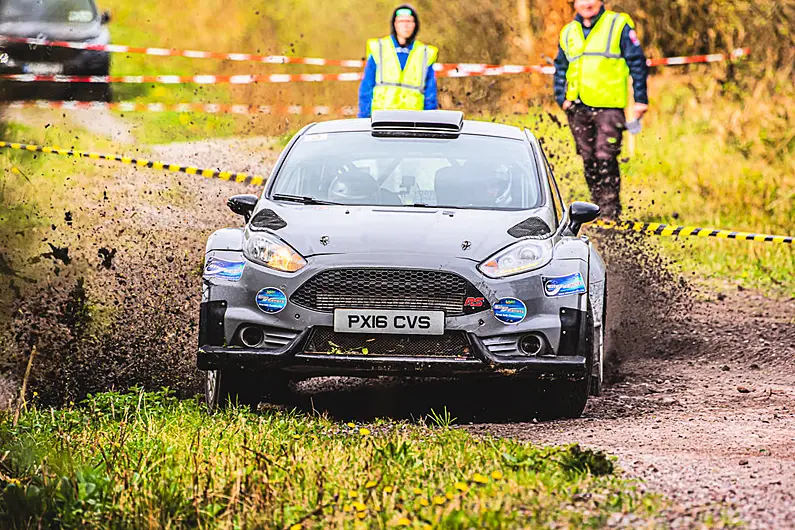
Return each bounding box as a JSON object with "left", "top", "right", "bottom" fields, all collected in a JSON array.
[
  {"left": 367, "top": 36, "right": 438, "bottom": 111},
  {"left": 560, "top": 11, "right": 634, "bottom": 108}
]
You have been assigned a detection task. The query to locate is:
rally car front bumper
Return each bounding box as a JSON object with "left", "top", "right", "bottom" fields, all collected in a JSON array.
[{"left": 197, "top": 332, "right": 588, "bottom": 379}]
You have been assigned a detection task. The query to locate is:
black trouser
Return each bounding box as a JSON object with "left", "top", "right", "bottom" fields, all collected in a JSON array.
[{"left": 566, "top": 104, "right": 626, "bottom": 220}]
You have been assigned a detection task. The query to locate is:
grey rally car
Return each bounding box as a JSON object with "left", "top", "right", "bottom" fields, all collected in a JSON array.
[{"left": 198, "top": 110, "right": 607, "bottom": 418}]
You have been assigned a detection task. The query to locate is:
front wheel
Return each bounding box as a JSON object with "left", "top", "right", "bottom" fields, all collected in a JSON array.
[
  {"left": 538, "top": 302, "right": 595, "bottom": 419},
  {"left": 540, "top": 376, "right": 590, "bottom": 419},
  {"left": 205, "top": 368, "right": 259, "bottom": 413},
  {"left": 205, "top": 368, "right": 292, "bottom": 413}
]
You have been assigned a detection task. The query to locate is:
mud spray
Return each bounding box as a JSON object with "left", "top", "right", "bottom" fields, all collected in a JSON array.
[{"left": 0, "top": 130, "right": 693, "bottom": 414}]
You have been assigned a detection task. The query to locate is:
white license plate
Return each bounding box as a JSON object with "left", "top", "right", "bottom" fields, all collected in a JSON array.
[
  {"left": 24, "top": 63, "right": 63, "bottom": 75},
  {"left": 334, "top": 309, "right": 444, "bottom": 335}
]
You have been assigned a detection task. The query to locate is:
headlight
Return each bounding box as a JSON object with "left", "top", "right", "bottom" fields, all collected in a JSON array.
[
  {"left": 244, "top": 233, "right": 306, "bottom": 272},
  {"left": 478, "top": 241, "right": 552, "bottom": 278}
]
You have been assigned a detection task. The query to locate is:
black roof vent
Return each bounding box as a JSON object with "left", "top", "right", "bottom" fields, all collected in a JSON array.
[{"left": 371, "top": 110, "right": 463, "bottom": 138}]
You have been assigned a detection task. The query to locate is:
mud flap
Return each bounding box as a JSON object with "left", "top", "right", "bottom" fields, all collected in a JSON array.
[
  {"left": 558, "top": 305, "right": 593, "bottom": 386},
  {"left": 199, "top": 300, "right": 227, "bottom": 348}
]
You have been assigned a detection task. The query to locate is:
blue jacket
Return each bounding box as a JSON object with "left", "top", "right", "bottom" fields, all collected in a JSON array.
[
  {"left": 554, "top": 6, "right": 649, "bottom": 107},
  {"left": 358, "top": 36, "right": 438, "bottom": 118}
]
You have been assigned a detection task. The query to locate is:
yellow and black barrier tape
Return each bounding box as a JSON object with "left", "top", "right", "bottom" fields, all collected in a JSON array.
[
  {"left": 595, "top": 220, "right": 793, "bottom": 245},
  {"left": 0, "top": 140, "right": 267, "bottom": 186},
  {"left": 3, "top": 139, "right": 791, "bottom": 245}
]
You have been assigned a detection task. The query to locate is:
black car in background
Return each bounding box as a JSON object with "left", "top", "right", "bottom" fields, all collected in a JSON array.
[{"left": 0, "top": 0, "right": 112, "bottom": 101}]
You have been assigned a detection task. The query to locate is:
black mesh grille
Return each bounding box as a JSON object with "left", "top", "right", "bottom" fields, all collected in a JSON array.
[
  {"left": 305, "top": 328, "right": 473, "bottom": 358},
  {"left": 291, "top": 268, "right": 486, "bottom": 316}
]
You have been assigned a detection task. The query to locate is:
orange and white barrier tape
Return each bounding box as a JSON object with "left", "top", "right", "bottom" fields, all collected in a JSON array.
[
  {"left": 0, "top": 73, "right": 362, "bottom": 84},
  {"left": 0, "top": 35, "right": 748, "bottom": 74},
  {"left": 0, "top": 35, "right": 545, "bottom": 72},
  {"left": 0, "top": 64, "right": 555, "bottom": 84},
  {"left": 0, "top": 35, "right": 366, "bottom": 68},
  {"left": 2, "top": 100, "right": 358, "bottom": 116},
  {"left": 646, "top": 48, "right": 749, "bottom": 67}
]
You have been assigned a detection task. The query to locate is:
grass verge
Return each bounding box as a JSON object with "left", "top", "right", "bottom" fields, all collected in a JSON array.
[{"left": 0, "top": 389, "right": 664, "bottom": 529}]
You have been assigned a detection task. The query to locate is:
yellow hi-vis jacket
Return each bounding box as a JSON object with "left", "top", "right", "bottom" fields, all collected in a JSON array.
[
  {"left": 559, "top": 11, "right": 635, "bottom": 108},
  {"left": 367, "top": 36, "right": 438, "bottom": 111}
]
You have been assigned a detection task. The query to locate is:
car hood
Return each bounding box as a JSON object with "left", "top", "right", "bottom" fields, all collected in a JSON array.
[
  {"left": 0, "top": 21, "right": 103, "bottom": 41},
  {"left": 250, "top": 202, "right": 554, "bottom": 261}
]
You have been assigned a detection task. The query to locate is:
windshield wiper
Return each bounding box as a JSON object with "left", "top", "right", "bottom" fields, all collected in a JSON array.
[
  {"left": 271, "top": 194, "right": 340, "bottom": 205},
  {"left": 409, "top": 203, "right": 457, "bottom": 209}
]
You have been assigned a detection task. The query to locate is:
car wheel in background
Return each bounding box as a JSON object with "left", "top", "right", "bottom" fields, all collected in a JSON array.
[{"left": 66, "top": 83, "right": 113, "bottom": 102}]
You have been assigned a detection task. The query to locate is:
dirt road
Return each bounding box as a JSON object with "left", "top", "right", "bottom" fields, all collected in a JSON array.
[
  {"left": 479, "top": 288, "right": 795, "bottom": 529},
  {"left": 3, "top": 132, "right": 794, "bottom": 528}
]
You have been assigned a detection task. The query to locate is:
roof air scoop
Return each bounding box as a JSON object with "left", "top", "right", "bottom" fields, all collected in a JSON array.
[{"left": 371, "top": 110, "right": 464, "bottom": 138}]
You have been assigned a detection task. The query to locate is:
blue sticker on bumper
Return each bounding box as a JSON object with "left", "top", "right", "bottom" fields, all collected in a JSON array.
[
  {"left": 204, "top": 257, "right": 245, "bottom": 281},
  {"left": 493, "top": 298, "right": 527, "bottom": 324},
  {"left": 543, "top": 273, "right": 586, "bottom": 297},
  {"left": 256, "top": 287, "right": 287, "bottom": 314}
]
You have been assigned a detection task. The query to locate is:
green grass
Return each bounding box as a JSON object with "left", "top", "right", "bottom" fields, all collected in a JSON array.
[{"left": 0, "top": 389, "right": 664, "bottom": 529}]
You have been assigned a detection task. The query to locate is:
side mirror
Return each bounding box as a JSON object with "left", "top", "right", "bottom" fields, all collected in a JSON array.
[
  {"left": 227, "top": 194, "right": 258, "bottom": 223},
  {"left": 567, "top": 201, "right": 600, "bottom": 235},
  {"left": 100, "top": 10, "right": 111, "bottom": 24}
]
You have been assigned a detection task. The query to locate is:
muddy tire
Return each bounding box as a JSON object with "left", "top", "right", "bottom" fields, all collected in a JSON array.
[
  {"left": 539, "top": 302, "right": 595, "bottom": 419},
  {"left": 205, "top": 368, "right": 260, "bottom": 413},
  {"left": 205, "top": 369, "right": 291, "bottom": 413},
  {"left": 543, "top": 377, "right": 590, "bottom": 419}
]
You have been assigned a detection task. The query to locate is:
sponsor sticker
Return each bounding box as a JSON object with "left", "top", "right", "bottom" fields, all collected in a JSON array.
[
  {"left": 493, "top": 298, "right": 527, "bottom": 325},
  {"left": 255, "top": 287, "right": 287, "bottom": 314},
  {"left": 203, "top": 257, "right": 245, "bottom": 281},
  {"left": 543, "top": 273, "right": 586, "bottom": 298}
]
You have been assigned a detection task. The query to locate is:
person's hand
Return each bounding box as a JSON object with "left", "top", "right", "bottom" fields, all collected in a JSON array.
[
  {"left": 562, "top": 100, "right": 574, "bottom": 111},
  {"left": 633, "top": 103, "right": 649, "bottom": 119}
]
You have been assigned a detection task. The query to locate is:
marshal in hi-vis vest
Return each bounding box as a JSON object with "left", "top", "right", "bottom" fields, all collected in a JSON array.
[
  {"left": 367, "top": 36, "right": 438, "bottom": 111},
  {"left": 560, "top": 11, "right": 634, "bottom": 108}
]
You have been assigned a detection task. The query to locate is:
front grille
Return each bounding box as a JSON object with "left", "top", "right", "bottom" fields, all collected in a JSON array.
[
  {"left": 291, "top": 268, "right": 488, "bottom": 317},
  {"left": 305, "top": 327, "right": 473, "bottom": 358}
]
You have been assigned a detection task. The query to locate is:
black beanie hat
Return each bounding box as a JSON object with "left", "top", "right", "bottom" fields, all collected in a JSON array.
[{"left": 391, "top": 4, "right": 420, "bottom": 43}]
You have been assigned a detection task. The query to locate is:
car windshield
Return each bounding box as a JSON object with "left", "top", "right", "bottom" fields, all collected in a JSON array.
[
  {"left": 270, "top": 132, "right": 543, "bottom": 210},
  {"left": 0, "top": 0, "right": 96, "bottom": 23}
]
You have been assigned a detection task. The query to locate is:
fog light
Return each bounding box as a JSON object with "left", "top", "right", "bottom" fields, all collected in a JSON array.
[
  {"left": 519, "top": 334, "right": 543, "bottom": 356},
  {"left": 240, "top": 326, "right": 265, "bottom": 348}
]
